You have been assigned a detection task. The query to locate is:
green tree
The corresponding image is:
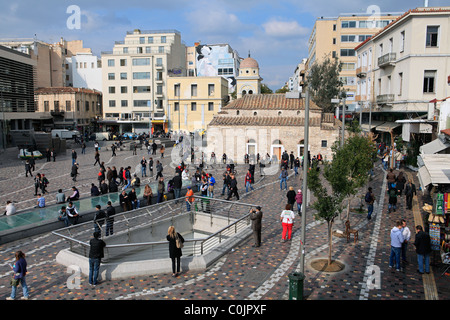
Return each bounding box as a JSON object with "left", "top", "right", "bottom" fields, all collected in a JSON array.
[
  {"left": 260, "top": 83, "right": 273, "bottom": 94},
  {"left": 275, "top": 85, "right": 289, "bottom": 94},
  {"left": 306, "top": 54, "right": 344, "bottom": 113},
  {"left": 308, "top": 134, "right": 375, "bottom": 266}
]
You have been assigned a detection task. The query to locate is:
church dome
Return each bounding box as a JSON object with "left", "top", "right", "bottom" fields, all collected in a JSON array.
[{"left": 240, "top": 56, "right": 259, "bottom": 69}]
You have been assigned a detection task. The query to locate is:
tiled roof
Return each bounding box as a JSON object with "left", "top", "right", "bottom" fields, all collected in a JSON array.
[
  {"left": 35, "top": 87, "right": 101, "bottom": 95},
  {"left": 208, "top": 116, "right": 322, "bottom": 127},
  {"left": 223, "top": 94, "right": 320, "bottom": 110},
  {"left": 355, "top": 7, "right": 450, "bottom": 51}
]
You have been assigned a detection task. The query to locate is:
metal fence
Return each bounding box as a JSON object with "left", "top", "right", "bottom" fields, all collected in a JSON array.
[{"left": 52, "top": 196, "right": 259, "bottom": 262}]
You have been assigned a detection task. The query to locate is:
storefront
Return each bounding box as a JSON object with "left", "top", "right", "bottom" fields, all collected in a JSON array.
[{"left": 417, "top": 153, "right": 450, "bottom": 267}]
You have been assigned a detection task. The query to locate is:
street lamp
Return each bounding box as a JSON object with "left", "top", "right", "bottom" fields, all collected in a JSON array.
[{"left": 331, "top": 96, "right": 346, "bottom": 148}]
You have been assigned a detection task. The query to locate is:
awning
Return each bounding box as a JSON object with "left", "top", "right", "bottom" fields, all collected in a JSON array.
[
  {"left": 417, "top": 166, "right": 432, "bottom": 190},
  {"left": 418, "top": 154, "right": 450, "bottom": 187},
  {"left": 419, "top": 138, "right": 450, "bottom": 154},
  {"left": 360, "top": 121, "right": 384, "bottom": 132},
  {"left": 375, "top": 122, "right": 401, "bottom": 132},
  {"left": 151, "top": 120, "right": 167, "bottom": 124}
]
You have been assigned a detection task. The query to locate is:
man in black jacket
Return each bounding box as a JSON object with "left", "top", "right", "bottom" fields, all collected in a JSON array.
[
  {"left": 119, "top": 190, "right": 130, "bottom": 212},
  {"left": 414, "top": 225, "right": 432, "bottom": 274},
  {"left": 250, "top": 206, "right": 263, "bottom": 247},
  {"left": 71, "top": 162, "right": 79, "bottom": 182},
  {"left": 128, "top": 188, "right": 140, "bottom": 210},
  {"left": 93, "top": 205, "right": 106, "bottom": 233},
  {"left": 173, "top": 174, "right": 182, "bottom": 201},
  {"left": 88, "top": 231, "right": 105, "bottom": 286},
  {"left": 105, "top": 201, "right": 115, "bottom": 236},
  {"left": 226, "top": 173, "right": 239, "bottom": 201}
]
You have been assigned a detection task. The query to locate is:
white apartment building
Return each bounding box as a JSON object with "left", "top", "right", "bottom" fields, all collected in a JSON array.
[
  {"left": 66, "top": 52, "right": 102, "bottom": 91},
  {"left": 100, "top": 29, "right": 186, "bottom": 134},
  {"left": 355, "top": 7, "right": 450, "bottom": 143}
]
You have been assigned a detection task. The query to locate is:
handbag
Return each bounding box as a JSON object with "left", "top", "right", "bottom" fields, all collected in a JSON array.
[
  {"left": 10, "top": 277, "right": 19, "bottom": 287},
  {"left": 175, "top": 234, "right": 184, "bottom": 249}
]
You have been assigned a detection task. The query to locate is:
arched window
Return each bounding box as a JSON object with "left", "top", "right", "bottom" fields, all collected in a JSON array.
[
  {"left": 242, "top": 90, "right": 247, "bottom": 96},
  {"left": 278, "top": 111, "right": 282, "bottom": 116},
  {"left": 236, "top": 110, "right": 240, "bottom": 115},
  {"left": 253, "top": 111, "right": 257, "bottom": 116},
  {"left": 249, "top": 90, "right": 253, "bottom": 95}
]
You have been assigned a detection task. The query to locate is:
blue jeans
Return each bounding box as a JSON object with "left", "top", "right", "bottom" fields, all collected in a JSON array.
[
  {"left": 297, "top": 203, "right": 302, "bottom": 214},
  {"left": 222, "top": 184, "right": 229, "bottom": 195},
  {"left": 10, "top": 276, "right": 29, "bottom": 299},
  {"left": 367, "top": 204, "right": 374, "bottom": 219},
  {"left": 174, "top": 188, "right": 181, "bottom": 200},
  {"left": 89, "top": 258, "right": 101, "bottom": 285},
  {"left": 389, "top": 246, "right": 401, "bottom": 270},
  {"left": 131, "top": 200, "right": 140, "bottom": 210},
  {"left": 122, "top": 179, "right": 131, "bottom": 190},
  {"left": 245, "top": 181, "right": 254, "bottom": 192},
  {"left": 280, "top": 178, "right": 287, "bottom": 190},
  {"left": 186, "top": 201, "right": 192, "bottom": 211},
  {"left": 294, "top": 167, "right": 298, "bottom": 175},
  {"left": 157, "top": 192, "right": 164, "bottom": 203},
  {"left": 417, "top": 253, "right": 430, "bottom": 273},
  {"left": 141, "top": 166, "right": 147, "bottom": 177}
]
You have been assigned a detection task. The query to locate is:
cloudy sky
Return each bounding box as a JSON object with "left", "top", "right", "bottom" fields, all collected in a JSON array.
[{"left": 0, "top": 0, "right": 448, "bottom": 90}]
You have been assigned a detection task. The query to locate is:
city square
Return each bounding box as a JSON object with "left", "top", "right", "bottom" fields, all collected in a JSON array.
[{"left": 0, "top": 0, "right": 449, "bottom": 309}]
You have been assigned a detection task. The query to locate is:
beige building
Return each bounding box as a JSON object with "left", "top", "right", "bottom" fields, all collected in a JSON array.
[
  {"left": 0, "top": 38, "right": 92, "bottom": 89},
  {"left": 307, "top": 11, "right": 402, "bottom": 111},
  {"left": 355, "top": 6, "right": 450, "bottom": 143},
  {"left": 167, "top": 76, "right": 229, "bottom": 133},
  {"left": 100, "top": 29, "right": 186, "bottom": 134},
  {"left": 35, "top": 87, "right": 102, "bottom": 133},
  {"left": 207, "top": 93, "right": 340, "bottom": 162},
  {"left": 236, "top": 55, "right": 262, "bottom": 99}
]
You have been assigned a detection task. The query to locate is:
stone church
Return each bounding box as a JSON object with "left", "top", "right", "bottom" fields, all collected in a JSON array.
[{"left": 206, "top": 55, "right": 341, "bottom": 163}]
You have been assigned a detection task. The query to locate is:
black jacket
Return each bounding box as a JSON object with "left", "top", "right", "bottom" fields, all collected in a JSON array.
[
  {"left": 173, "top": 175, "right": 182, "bottom": 189},
  {"left": 89, "top": 238, "right": 106, "bottom": 259},
  {"left": 166, "top": 232, "right": 184, "bottom": 259},
  {"left": 414, "top": 231, "right": 432, "bottom": 255}
]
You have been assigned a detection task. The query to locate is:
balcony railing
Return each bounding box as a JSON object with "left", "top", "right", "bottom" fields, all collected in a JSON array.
[
  {"left": 377, "top": 53, "right": 396, "bottom": 68},
  {"left": 376, "top": 94, "right": 395, "bottom": 105},
  {"left": 356, "top": 66, "right": 368, "bottom": 77}
]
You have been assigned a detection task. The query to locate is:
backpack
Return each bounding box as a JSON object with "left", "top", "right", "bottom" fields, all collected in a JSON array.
[{"left": 365, "top": 192, "right": 372, "bottom": 203}]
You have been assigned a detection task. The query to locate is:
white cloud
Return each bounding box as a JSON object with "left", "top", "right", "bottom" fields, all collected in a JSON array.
[
  {"left": 262, "top": 18, "right": 309, "bottom": 38},
  {"left": 187, "top": 6, "right": 245, "bottom": 36}
]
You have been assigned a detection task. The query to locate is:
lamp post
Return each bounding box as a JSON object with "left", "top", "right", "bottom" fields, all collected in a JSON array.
[
  {"left": 300, "top": 89, "right": 309, "bottom": 276},
  {"left": 331, "top": 97, "right": 346, "bottom": 148}
]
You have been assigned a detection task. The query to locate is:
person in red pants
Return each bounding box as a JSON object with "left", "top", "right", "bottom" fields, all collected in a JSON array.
[{"left": 280, "top": 204, "right": 295, "bottom": 242}]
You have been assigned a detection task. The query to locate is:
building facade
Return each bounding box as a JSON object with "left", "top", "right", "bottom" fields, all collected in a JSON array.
[
  {"left": 167, "top": 76, "right": 229, "bottom": 133},
  {"left": 236, "top": 55, "right": 262, "bottom": 99},
  {"left": 0, "top": 45, "right": 41, "bottom": 148},
  {"left": 34, "top": 87, "right": 102, "bottom": 134},
  {"left": 100, "top": 29, "right": 186, "bottom": 134},
  {"left": 65, "top": 52, "right": 102, "bottom": 91},
  {"left": 355, "top": 6, "right": 450, "bottom": 143},
  {"left": 307, "top": 11, "right": 402, "bottom": 111}
]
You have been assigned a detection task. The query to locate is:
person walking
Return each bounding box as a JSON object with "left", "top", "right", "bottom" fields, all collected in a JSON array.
[
  {"left": 401, "top": 219, "right": 411, "bottom": 264},
  {"left": 152, "top": 141, "right": 157, "bottom": 155},
  {"left": 279, "top": 167, "right": 288, "bottom": 191},
  {"left": 286, "top": 186, "right": 296, "bottom": 211},
  {"left": 365, "top": 187, "right": 375, "bottom": 220},
  {"left": 46, "top": 148, "right": 51, "bottom": 162},
  {"left": 280, "top": 204, "right": 295, "bottom": 242},
  {"left": 148, "top": 157, "right": 154, "bottom": 177},
  {"left": 105, "top": 201, "right": 115, "bottom": 236},
  {"left": 160, "top": 145, "right": 165, "bottom": 158},
  {"left": 111, "top": 144, "right": 116, "bottom": 157},
  {"left": 51, "top": 148, "right": 56, "bottom": 162},
  {"left": 40, "top": 174, "right": 49, "bottom": 194},
  {"left": 156, "top": 160, "right": 163, "bottom": 180},
  {"left": 94, "top": 151, "right": 100, "bottom": 166},
  {"left": 405, "top": 179, "right": 417, "bottom": 210},
  {"left": 389, "top": 220, "right": 404, "bottom": 271},
  {"left": 226, "top": 173, "right": 239, "bottom": 201},
  {"left": 71, "top": 149, "right": 77, "bottom": 166},
  {"left": 29, "top": 155, "right": 36, "bottom": 172},
  {"left": 34, "top": 173, "right": 41, "bottom": 196},
  {"left": 25, "top": 160, "right": 33, "bottom": 177},
  {"left": 7, "top": 251, "right": 29, "bottom": 300},
  {"left": 71, "top": 162, "right": 79, "bottom": 182},
  {"left": 396, "top": 171, "right": 406, "bottom": 197},
  {"left": 250, "top": 206, "right": 263, "bottom": 247},
  {"left": 413, "top": 225, "right": 432, "bottom": 274},
  {"left": 387, "top": 182, "right": 398, "bottom": 213},
  {"left": 81, "top": 142, "right": 86, "bottom": 155},
  {"left": 166, "top": 226, "right": 184, "bottom": 277},
  {"left": 245, "top": 170, "right": 254, "bottom": 193},
  {"left": 88, "top": 231, "right": 106, "bottom": 286},
  {"left": 295, "top": 189, "right": 303, "bottom": 215},
  {"left": 173, "top": 174, "right": 182, "bottom": 201},
  {"left": 208, "top": 174, "right": 216, "bottom": 198}
]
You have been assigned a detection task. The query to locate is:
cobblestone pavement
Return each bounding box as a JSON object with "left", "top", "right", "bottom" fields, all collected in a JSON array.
[{"left": 0, "top": 143, "right": 449, "bottom": 302}]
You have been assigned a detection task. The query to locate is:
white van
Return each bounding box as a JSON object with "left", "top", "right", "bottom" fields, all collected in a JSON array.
[{"left": 51, "top": 129, "right": 80, "bottom": 139}]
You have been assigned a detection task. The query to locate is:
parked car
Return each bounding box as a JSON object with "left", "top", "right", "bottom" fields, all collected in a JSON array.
[
  {"left": 19, "top": 149, "right": 43, "bottom": 160},
  {"left": 122, "top": 132, "right": 137, "bottom": 140}
]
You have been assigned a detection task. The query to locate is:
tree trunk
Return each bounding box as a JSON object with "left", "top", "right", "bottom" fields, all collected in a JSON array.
[
  {"left": 327, "top": 220, "right": 333, "bottom": 266},
  {"left": 346, "top": 198, "right": 350, "bottom": 221}
]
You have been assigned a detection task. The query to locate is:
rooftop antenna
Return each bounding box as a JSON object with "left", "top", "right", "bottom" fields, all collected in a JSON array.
[{"left": 248, "top": 50, "right": 251, "bottom": 58}]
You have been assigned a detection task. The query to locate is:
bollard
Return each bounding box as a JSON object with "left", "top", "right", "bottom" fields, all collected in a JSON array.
[{"left": 288, "top": 272, "right": 305, "bottom": 300}]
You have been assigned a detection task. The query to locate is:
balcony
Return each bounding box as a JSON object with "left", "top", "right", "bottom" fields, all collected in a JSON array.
[
  {"left": 377, "top": 53, "right": 396, "bottom": 68},
  {"left": 376, "top": 94, "right": 395, "bottom": 105},
  {"left": 356, "top": 66, "right": 367, "bottom": 78}
]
